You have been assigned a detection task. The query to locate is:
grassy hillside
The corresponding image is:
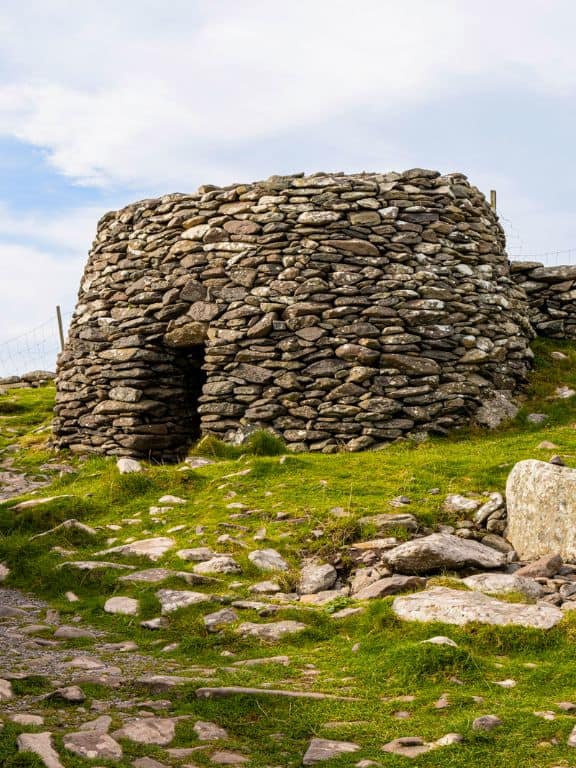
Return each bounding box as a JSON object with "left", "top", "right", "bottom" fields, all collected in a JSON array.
[{"left": 3, "top": 338, "right": 576, "bottom": 767}]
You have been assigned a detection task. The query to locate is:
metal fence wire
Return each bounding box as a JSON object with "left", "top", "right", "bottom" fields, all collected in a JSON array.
[{"left": 0, "top": 311, "right": 72, "bottom": 378}]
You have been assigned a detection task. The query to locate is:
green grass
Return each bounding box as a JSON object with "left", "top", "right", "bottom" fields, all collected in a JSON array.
[{"left": 5, "top": 338, "right": 576, "bottom": 766}]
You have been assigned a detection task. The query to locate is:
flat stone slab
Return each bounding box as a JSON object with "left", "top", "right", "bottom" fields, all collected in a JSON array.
[
  {"left": 156, "top": 589, "right": 212, "bottom": 613},
  {"left": 392, "top": 587, "right": 563, "bottom": 629},
  {"left": 18, "top": 732, "right": 65, "bottom": 768},
  {"left": 303, "top": 738, "right": 360, "bottom": 764},
  {"left": 507, "top": 460, "right": 576, "bottom": 559},
  {"left": 194, "top": 556, "right": 242, "bottom": 574},
  {"left": 95, "top": 537, "right": 175, "bottom": 562},
  {"left": 384, "top": 533, "right": 506, "bottom": 574},
  {"left": 112, "top": 717, "right": 176, "bottom": 745},
  {"left": 119, "top": 567, "right": 213, "bottom": 585},
  {"left": 63, "top": 731, "right": 123, "bottom": 760},
  {"left": 358, "top": 513, "right": 418, "bottom": 532},
  {"left": 354, "top": 575, "right": 426, "bottom": 600},
  {"left": 236, "top": 620, "right": 307, "bottom": 641},
  {"left": 248, "top": 548, "right": 289, "bottom": 571},
  {"left": 104, "top": 596, "right": 139, "bottom": 615},
  {"left": 462, "top": 573, "right": 543, "bottom": 600},
  {"left": 60, "top": 560, "right": 136, "bottom": 571}
]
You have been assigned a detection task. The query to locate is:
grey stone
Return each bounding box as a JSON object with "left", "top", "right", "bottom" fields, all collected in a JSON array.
[
  {"left": 18, "top": 733, "right": 65, "bottom": 768},
  {"left": 236, "top": 621, "right": 307, "bottom": 641},
  {"left": 299, "top": 564, "right": 338, "bottom": 594},
  {"left": 112, "top": 717, "right": 176, "bottom": 746},
  {"left": 248, "top": 549, "right": 289, "bottom": 571},
  {"left": 506, "top": 460, "right": 576, "bottom": 560},
  {"left": 393, "top": 587, "right": 563, "bottom": 629},
  {"left": 63, "top": 731, "right": 123, "bottom": 760},
  {"left": 384, "top": 533, "right": 506, "bottom": 573},
  {"left": 303, "top": 737, "right": 360, "bottom": 764}
]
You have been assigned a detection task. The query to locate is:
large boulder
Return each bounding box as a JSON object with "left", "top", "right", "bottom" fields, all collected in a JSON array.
[
  {"left": 392, "top": 587, "right": 563, "bottom": 629},
  {"left": 506, "top": 460, "right": 576, "bottom": 560},
  {"left": 384, "top": 533, "right": 506, "bottom": 574}
]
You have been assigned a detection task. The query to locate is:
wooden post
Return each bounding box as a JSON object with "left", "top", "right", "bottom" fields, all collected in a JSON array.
[
  {"left": 490, "top": 189, "right": 497, "bottom": 212},
  {"left": 56, "top": 306, "right": 65, "bottom": 351}
]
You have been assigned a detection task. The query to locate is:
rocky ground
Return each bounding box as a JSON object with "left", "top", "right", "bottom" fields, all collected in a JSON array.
[{"left": 5, "top": 343, "right": 576, "bottom": 766}]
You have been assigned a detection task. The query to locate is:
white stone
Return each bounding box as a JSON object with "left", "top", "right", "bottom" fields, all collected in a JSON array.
[
  {"left": 63, "top": 731, "right": 123, "bottom": 760},
  {"left": 156, "top": 589, "right": 211, "bottom": 613},
  {"left": 462, "top": 572, "right": 543, "bottom": 600},
  {"left": 299, "top": 564, "right": 337, "bottom": 594},
  {"left": 116, "top": 457, "right": 142, "bottom": 474},
  {"left": 0, "top": 678, "right": 13, "bottom": 699},
  {"left": 393, "top": 587, "right": 563, "bottom": 629},
  {"left": 104, "top": 596, "right": 139, "bottom": 615},
  {"left": 95, "top": 537, "right": 175, "bottom": 562},
  {"left": 158, "top": 495, "right": 187, "bottom": 504},
  {"left": 112, "top": 717, "right": 176, "bottom": 745},
  {"left": 384, "top": 533, "right": 506, "bottom": 573},
  {"left": 303, "top": 737, "right": 360, "bottom": 764},
  {"left": 421, "top": 636, "right": 458, "bottom": 647},
  {"left": 236, "top": 620, "right": 307, "bottom": 641},
  {"left": 506, "top": 459, "right": 576, "bottom": 559},
  {"left": 194, "top": 556, "right": 242, "bottom": 574},
  {"left": 443, "top": 494, "right": 481, "bottom": 513},
  {"left": 248, "top": 548, "right": 289, "bottom": 571},
  {"left": 18, "top": 733, "right": 65, "bottom": 768}
]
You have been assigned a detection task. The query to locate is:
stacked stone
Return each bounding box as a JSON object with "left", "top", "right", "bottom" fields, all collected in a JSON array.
[
  {"left": 54, "top": 169, "right": 533, "bottom": 460},
  {"left": 510, "top": 262, "right": 576, "bottom": 339}
]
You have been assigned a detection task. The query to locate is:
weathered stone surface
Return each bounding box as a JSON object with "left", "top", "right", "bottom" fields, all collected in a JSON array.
[
  {"left": 248, "top": 549, "right": 289, "bottom": 571},
  {"left": 63, "top": 731, "right": 123, "bottom": 760},
  {"left": 236, "top": 620, "right": 307, "bottom": 641},
  {"left": 204, "top": 608, "right": 238, "bottom": 632},
  {"left": 194, "top": 556, "right": 241, "bottom": 574},
  {"left": 515, "top": 553, "right": 563, "bottom": 578},
  {"left": 384, "top": 534, "right": 506, "bottom": 574},
  {"left": 156, "top": 589, "right": 211, "bottom": 613},
  {"left": 303, "top": 737, "right": 360, "bottom": 764},
  {"left": 95, "top": 537, "right": 175, "bottom": 562},
  {"left": 462, "top": 573, "right": 543, "bottom": 600},
  {"left": 358, "top": 513, "right": 418, "bottom": 533},
  {"left": 354, "top": 575, "right": 426, "bottom": 600},
  {"left": 506, "top": 460, "right": 576, "bottom": 559},
  {"left": 393, "top": 587, "right": 563, "bottom": 628},
  {"left": 104, "top": 596, "right": 139, "bottom": 615},
  {"left": 299, "top": 564, "right": 337, "bottom": 594},
  {"left": 53, "top": 171, "right": 534, "bottom": 461},
  {"left": 194, "top": 720, "right": 228, "bottom": 740},
  {"left": 112, "top": 717, "right": 175, "bottom": 745},
  {"left": 117, "top": 457, "right": 142, "bottom": 474},
  {"left": 18, "top": 733, "right": 65, "bottom": 768}
]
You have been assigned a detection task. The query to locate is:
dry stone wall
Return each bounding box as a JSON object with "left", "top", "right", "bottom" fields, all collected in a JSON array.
[
  {"left": 54, "top": 170, "right": 534, "bottom": 460},
  {"left": 511, "top": 262, "right": 576, "bottom": 339}
]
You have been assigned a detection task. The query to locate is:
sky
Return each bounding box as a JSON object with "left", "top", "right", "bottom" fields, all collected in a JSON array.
[{"left": 1, "top": 0, "right": 576, "bottom": 373}]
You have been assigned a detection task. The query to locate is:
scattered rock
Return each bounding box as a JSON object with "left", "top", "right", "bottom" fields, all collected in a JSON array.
[
  {"left": 236, "top": 621, "right": 307, "bottom": 641},
  {"left": 358, "top": 513, "right": 418, "bottom": 533},
  {"left": 112, "top": 717, "right": 176, "bottom": 746},
  {"left": 64, "top": 731, "right": 123, "bottom": 760},
  {"left": 420, "top": 636, "right": 458, "bottom": 647},
  {"left": 384, "top": 534, "right": 506, "bottom": 574},
  {"left": 473, "top": 715, "right": 503, "bottom": 731},
  {"left": 95, "top": 537, "right": 175, "bottom": 562},
  {"left": 443, "top": 495, "right": 481, "bottom": 514},
  {"left": 18, "top": 732, "right": 65, "bottom": 768},
  {"left": 507, "top": 460, "right": 576, "bottom": 560},
  {"left": 117, "top": 457, "right": 142, "bottom": 473},
  {"left": 204, "top": 608, "right": 238, "bottom": 632},
  {"left": 462, "top": 573, "right": 543, "bottom": 600},
  {"left": 194, "top": 721, "right": 228, "bottom": 740},
  {"left": 104, "top": 596, "right": 139, "bottom": 615},
  {"left": 353, "top": 575, "right": 426, "bottom": 600},
  {"left": 194, "top": 556, "right": 242, "bottom": 574},
  {"left": 248, "top": 548, "right": 289, "bottom": 571},
  {"left": 299, "top": 564, "right": 338, "bottom": 594},
  {"left": 303, "top": 738, "right": 360, "bottom": 764},
  {"left": 392, "top": 587, "right": 563, "bottom": 628},
  {"left": 515, "top": 553, "right": 563, "bottom": 578},
  {"left": 156, "top": 589, "right": 211, "bottom": 613}
]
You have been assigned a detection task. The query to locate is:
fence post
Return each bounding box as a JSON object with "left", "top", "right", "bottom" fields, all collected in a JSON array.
[
  {"left": 490, "top": 189, "right": 497, "bottom": 212},
  {"left": 56, "top": 306, "right": 65, "bottom": 352}
]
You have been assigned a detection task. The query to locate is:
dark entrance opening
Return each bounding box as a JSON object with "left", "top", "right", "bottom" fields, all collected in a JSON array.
[{"left": 169, "top": 344, "right": 207, "bottom": 458}]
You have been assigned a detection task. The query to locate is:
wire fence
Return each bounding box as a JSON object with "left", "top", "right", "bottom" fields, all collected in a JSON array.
[{"left": 0, "top": 311, "right": 72, "bottom": 379}]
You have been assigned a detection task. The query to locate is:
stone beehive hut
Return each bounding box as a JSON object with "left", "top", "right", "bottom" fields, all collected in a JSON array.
[{"left": 54, "top": 169, "right": 534, "bottom": 460}]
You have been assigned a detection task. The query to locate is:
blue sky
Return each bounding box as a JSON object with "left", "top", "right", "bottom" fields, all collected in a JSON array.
[{"left": 1, "top": 0, "right": 576, "bottom": 372}]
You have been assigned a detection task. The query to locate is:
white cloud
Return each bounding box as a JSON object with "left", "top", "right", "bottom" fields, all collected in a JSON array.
[{"left": 1, "top": 0, "right": 576, "bottom": 188}]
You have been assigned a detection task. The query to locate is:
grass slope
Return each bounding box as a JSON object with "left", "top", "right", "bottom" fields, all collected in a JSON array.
[{"left": 2, "top": 339, "right": 576, "bottom": 766}]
